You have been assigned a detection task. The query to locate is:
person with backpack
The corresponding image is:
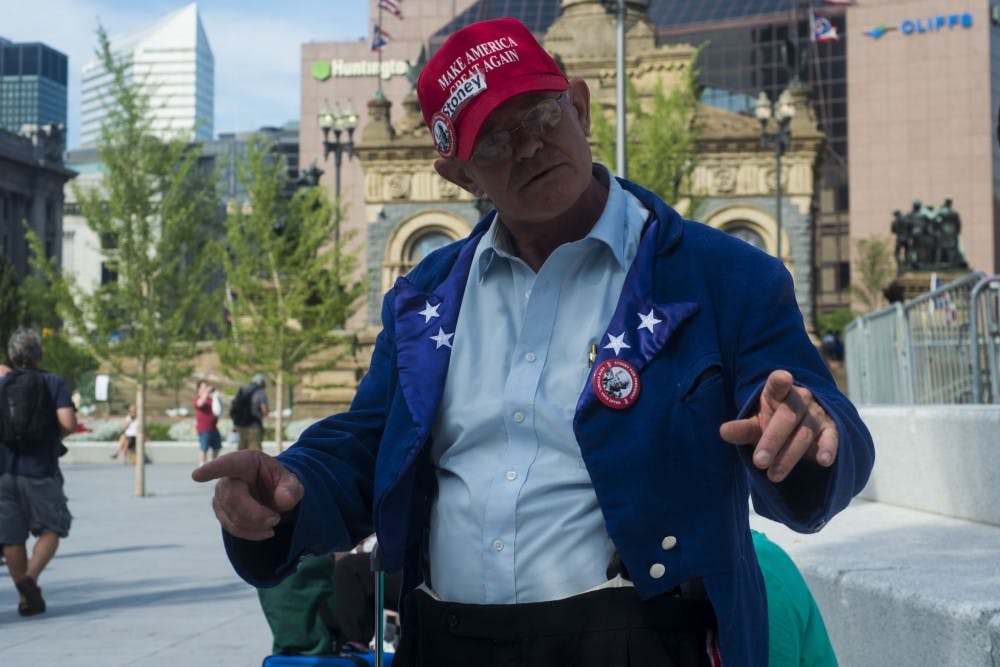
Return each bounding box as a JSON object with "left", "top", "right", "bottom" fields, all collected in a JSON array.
[
  {"left": 0, "top": 328, "right": 77, "bottom": 617},
  {"left": 230, "top": 373, "right": 268, "bottom": 452}
]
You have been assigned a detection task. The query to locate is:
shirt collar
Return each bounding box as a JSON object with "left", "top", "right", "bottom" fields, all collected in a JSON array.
[{"left": 475, "top": 164, "right": 638, "bottom": 281}]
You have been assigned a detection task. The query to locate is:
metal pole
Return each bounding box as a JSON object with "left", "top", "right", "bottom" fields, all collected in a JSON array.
[
  {"left": 333, "top": 137, "right": 342, "bottom": 253},
  {"left": 775, "top": 139, "right": 782, "bottom": 261},
  {"left": 615, "top": 0, "right": 627, "bottom": 179}
]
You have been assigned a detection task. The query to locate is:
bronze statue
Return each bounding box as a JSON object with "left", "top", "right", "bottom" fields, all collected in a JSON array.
[{"left": 891, "top": 197, "right": 968, "bottom": 272}]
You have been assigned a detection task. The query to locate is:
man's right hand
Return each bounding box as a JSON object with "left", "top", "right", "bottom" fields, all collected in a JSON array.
[{"left": 192, "top": 451, "right": 304, "bottom": 540}]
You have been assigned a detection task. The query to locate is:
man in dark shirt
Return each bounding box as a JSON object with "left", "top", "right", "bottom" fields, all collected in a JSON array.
[{"left": 0, "top": 328, "right": 76, "bottom": 616}]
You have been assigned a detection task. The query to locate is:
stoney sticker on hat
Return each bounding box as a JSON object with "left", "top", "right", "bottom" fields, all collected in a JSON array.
[
  {"left": 431, "top": 112, "right": 456, "bottom": 158},
  {"left": 593, "top": 358, "right": 641, "bottom": 409}
]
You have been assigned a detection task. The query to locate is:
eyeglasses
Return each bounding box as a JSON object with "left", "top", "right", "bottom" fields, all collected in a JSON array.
[{"left": 470, "top": 92, "right": 567, "bottom": 166}]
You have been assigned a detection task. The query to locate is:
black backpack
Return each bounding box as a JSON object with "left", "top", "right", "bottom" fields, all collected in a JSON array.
[
  {"left": 229, "top": 385, "right": 255, "bottom": 427},
  {"left": 0, "top": 369, "right": 58, "bottom": 452}
]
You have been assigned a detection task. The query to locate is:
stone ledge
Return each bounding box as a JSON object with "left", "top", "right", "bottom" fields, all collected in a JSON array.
[
  {"left": 858, "top": 405, "right": 1000, "bottom": 526},
  {"left": 752, "top": 499, "right": 1000, "bottom": 667}
]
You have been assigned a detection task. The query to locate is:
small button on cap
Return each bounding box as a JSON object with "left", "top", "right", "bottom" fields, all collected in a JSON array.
[
  {"left": 649, "top": 563, "right": 666, "bottom": 579},
  {"left": 661, "top": 536, "right": 677, "bottom": 550}
]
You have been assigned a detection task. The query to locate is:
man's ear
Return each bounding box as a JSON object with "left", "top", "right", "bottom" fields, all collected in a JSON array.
[
  {"left": 568, "top": 77, "right": 592, "bottom": 136},
  {"left": 434, "top": 157, "right": 484, "bottom": 197}
]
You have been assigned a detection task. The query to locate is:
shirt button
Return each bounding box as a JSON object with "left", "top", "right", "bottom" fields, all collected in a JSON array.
[
  {"left": 493, "top": 539, "right": 504, "bottom": 551},
  {"left": 513, "top": 411, "right": 525, "bottom": 423},
  {"left": 661, "top": 536, "right": 678, "bottom": 551},
  {"left": 524, "top": 352, "right": 536, "bottom": 362},
  {"left": 505, "top": 470, "right": 517, "bottom": 481},
  {"left": 524, "top": 289, "right": 531, "bottom": 299},
  {"left": 649, "top": 563, "right": 666, "bottom": 579}
]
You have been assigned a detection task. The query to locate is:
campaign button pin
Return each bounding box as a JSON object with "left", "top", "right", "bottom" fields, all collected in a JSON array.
[{"left": 593, "top": 358, "right": 640, "bottom": 409}]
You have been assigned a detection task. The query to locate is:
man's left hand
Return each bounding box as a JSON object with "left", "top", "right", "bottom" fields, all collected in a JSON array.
[{"left": 719, "top": 370, "right": 839, "bottom": 483}]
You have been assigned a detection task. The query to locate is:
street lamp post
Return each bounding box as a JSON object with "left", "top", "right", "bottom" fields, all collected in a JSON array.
[
  {"left": 754, "top": 89, "right": 795, "bottom": 260},
  {"left": 602, "top": 0, "right": 628, "bottom": 179},
  {"left": 317, "top": 99, "right": 359, "bottom": 257}
]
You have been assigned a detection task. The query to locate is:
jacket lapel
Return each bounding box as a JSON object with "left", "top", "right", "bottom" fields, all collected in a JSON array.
[
  {"left": 392, "top": 233, "right": 480, "bottom": 440},
  {"left": 578, "top": 217, "right": 700, "bottom": 412}
]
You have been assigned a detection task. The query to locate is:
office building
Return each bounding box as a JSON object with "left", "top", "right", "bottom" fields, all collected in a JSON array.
[
  {"left": 303, "top": 0, "right": 1000, "bottom": 329},
  {"left": 80, "top": 2, "right": 214, "bottom": 147},
  {"left": 0, "top": 38, "right": 68, "bottom": 135},
  {"left": 848, "top": 0, "right": 999, "bottom": 276}
]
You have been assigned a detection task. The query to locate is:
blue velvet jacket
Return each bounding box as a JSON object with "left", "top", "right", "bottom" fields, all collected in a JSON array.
[{"left": 226, "top": 179, "right": 874, "bottom": 666}]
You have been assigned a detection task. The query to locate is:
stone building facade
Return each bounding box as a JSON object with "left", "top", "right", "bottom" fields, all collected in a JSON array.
[
  {"left": 0, "top": 123, "right": 73, "bottom": 280},
  {"left": 352, "top": 0, "right": 824, "bottom": 330}
]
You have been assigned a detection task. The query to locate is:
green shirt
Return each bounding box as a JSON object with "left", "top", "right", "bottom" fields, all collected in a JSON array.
[{"left": 752, "top": 530, "right": 838, "bottom": 667}]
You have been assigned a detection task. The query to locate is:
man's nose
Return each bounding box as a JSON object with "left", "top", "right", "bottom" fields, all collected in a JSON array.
[{"left": 510, "top": 126, "right": 544, "bottom": 162}]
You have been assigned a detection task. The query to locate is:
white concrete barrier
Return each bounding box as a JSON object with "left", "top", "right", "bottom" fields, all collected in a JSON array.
[{"left": 857, "top": 405, "right": 1000, "bottom": 526}]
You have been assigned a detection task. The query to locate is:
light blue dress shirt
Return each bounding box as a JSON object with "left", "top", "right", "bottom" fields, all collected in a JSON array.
[{"left": 428, "top": 167, "right": 648, "bottom": 604}]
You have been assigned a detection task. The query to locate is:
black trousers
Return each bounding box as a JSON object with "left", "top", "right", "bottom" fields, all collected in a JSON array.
[{"left": 393, "top": 586, "right": 717, "bottom": 667}]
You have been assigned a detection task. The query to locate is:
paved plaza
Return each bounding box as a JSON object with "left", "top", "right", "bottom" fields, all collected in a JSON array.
[{"left": 0, "top": 462, "right": 274, "bottom": 667}]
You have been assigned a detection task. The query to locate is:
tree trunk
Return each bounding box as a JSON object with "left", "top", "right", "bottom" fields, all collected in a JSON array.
[
  {"left": 134, "top": 380, "right": 146, "bottom": 497},
  {"left": 275, "top": 370, "right": 285, "bottom": 453}
]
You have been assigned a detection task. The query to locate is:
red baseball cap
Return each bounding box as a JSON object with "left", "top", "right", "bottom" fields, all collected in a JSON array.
[{"left": 417, "top": 17, "right": 568, "bottom": 161}]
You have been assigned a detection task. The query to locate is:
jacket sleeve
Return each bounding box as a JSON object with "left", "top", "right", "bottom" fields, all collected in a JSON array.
[
  {"left": 224, "top": 292, "right": 400, "bottom": 587},
  {"left": 727, "top": 258, "right": 874, "bottom": 534}
]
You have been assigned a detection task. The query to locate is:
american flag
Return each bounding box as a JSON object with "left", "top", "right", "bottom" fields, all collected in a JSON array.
[
  {"left": 371, "top": 24, "right": 390, "bottom": 51},
  {"left": 379, "top": 0, "right": 402, "bottom": 19}
]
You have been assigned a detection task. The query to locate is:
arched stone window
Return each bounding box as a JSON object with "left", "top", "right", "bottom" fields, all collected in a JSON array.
[
  {"left": 702, "top": 205, "right": 788, "bottom": 266},
  {"left": 724, "top": 224, "right": 767, "bottom": 252},
  {"left": 407, "top": 230, "right": 453, "bottom": 264},
  {"left": 382, "top": 211, "right": 471, "bottom": 293}
]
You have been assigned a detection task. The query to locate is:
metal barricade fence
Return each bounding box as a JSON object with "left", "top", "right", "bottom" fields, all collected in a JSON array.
[
  {"left": 970, "top": 275, "right": 1000, "bottom": 403},
  {"left": 845, "top": 272, "right": 995, "bottom": 404}
]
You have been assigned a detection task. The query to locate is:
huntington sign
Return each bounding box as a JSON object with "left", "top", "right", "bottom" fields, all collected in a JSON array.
[{"left": 311, "top": 59, "right": 409, "bottom": 81}]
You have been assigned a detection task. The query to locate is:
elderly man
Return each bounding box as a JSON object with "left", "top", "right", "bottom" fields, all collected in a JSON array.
[{"left": 195, "top": 18, "right": 873, "bottom": 667}]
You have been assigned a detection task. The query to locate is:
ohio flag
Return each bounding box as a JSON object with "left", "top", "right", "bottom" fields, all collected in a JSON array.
[
  {"left": 371, "top": 24, "right": 390, "bottom": 51},
  {"left": 812, "top": 15, "right": 840, "bottom": 42}
]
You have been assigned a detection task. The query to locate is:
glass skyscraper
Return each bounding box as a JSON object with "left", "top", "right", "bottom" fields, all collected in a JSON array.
[
  {"left": 0, "top": 38, "right": 68, "bottom": 134},
  {"left": 80, "top": 2, "right": 214, "bottom": 147}
]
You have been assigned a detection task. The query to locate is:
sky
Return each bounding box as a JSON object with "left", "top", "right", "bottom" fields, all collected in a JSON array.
[{"left": 0, "top": 0, "right": 372, "bottom": 148}]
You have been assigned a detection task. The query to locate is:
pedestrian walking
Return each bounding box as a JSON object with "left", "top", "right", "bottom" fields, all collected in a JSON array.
[
  {"left": 0, "top": 327, "right": 77, "bottom": 617},
  {"left": 229, "top": 374, "right": 269, "bottom": 452}
]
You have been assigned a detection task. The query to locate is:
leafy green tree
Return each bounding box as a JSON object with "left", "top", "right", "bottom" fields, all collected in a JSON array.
[
  {"left": 851, "top": 237, "right": 896, "bottom": 313},
  {"left": 816, "top": 308, "right": 857, "bottom": 337},
  {"left": 29, "top": 27, "right": 223, "bottom": 495},
  {"left": 591, "top": 57, "right": 702, "bottom": 214},
  {"left": 0, "top": 256, "right": 26, "bottom": 354},
  {"left": 218, "top": 137, "right": 364, "bottom": 451},
  {"left": 17, "top": 271, "right": 97, "bottom": 392}
]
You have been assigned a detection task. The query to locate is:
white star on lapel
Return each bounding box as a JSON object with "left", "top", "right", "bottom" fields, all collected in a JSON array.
[
  {"left": 430, "top": 327, "right": 454, "bottom": 349},
  {"left": 637, "top": 309, "right": 662, "bottom": 334},
  {"left": 603, "top": 332, "right": 631, "bottom": 356},
  {"left": 418, "top": 301, "right": 441, "bottom": 323}
]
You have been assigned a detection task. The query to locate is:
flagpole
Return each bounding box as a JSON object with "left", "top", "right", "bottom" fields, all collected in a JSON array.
[{"left": 377, "top": 1, "right": 384, "bottom": 97}]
